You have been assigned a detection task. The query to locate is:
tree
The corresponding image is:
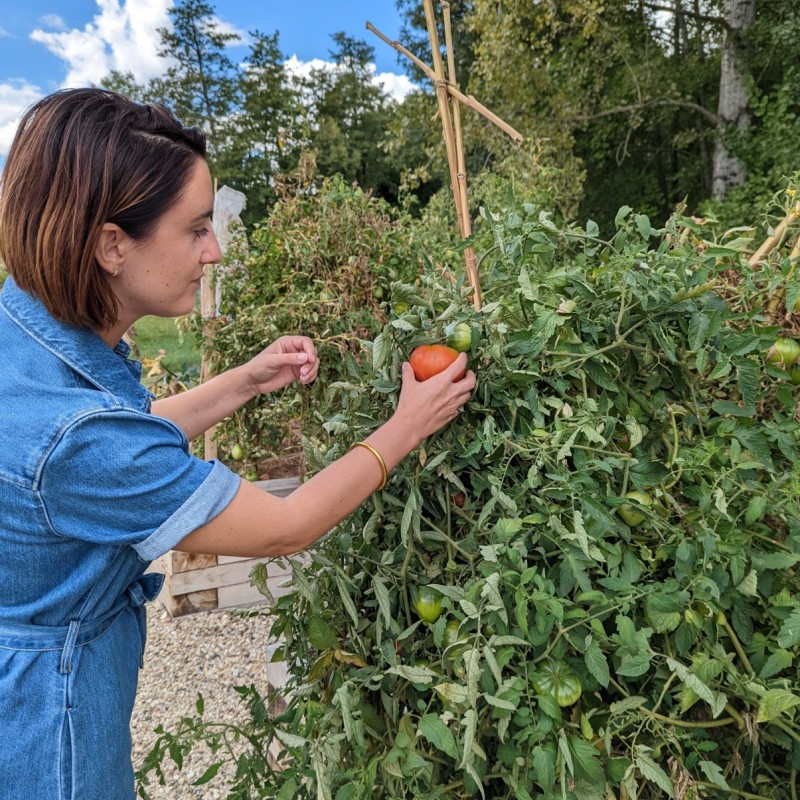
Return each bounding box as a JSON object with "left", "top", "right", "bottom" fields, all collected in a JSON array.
[
  {"left": 303, "top": 34, "right": 401, "bottom": 202},
  {"left": 155, "top": 0, "right": 241, "bottom": 171},
  {"left": 215, "top": 30, "right": 304, "bottom": 225},
  {"left": 711, "top": 0, "right": 756, "bottom": 200}
]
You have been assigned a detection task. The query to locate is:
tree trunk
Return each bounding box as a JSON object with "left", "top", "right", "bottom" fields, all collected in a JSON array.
[{"left": 711, "top": 0, "right": 756, "bottom": 200}]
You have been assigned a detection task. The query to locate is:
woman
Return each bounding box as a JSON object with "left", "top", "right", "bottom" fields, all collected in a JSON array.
[{"left": 0, "top": 88, "right": 474, "bottom": 799}]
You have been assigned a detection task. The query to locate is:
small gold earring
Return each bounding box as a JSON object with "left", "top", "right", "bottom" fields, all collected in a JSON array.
[{"left": 112, "top": 263, "right": 123, "bottom": 277}]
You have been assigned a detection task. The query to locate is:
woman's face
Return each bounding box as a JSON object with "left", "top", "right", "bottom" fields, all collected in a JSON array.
[{"left": 113, "top": 158, "right": 222, "bottom": 322}]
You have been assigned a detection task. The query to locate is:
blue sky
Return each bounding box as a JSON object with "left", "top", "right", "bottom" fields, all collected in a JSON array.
[{"left": 0, "top": 0, "right": 414, "bottom": 160}]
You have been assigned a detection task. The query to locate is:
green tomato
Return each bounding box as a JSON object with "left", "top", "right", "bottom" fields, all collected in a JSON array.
[
  {"left": 373, "top": 285, "right": 385, "bottom": 300},
  {"left": 244, "top": 470, "right": 259, "bottom": 481},
  {"left": 767, "top": 337, "right": 800, "bottom": 368},
  {"left": 618, "top": 490, "right": 652, "bottom": 526},
  {"left": 532, "top": 660, "right": 582, "bottom": 707},
  {"left": 230, "top": 443, "right": 244, "bottom": 462},
  {"left": 790, "top": 366, "right": 800, "bottom": 386},
  {"left": 393, "top": 301, "right": 409, "bottom": 315},
  {"left": 413, "top": 587, "right": 443, "bottom": 624},
  {"left": 443, "top": 619, "right": 468, "bottom": 660},
  {"left": 445, "top": 321, "right": 472, "bottom": 353}
]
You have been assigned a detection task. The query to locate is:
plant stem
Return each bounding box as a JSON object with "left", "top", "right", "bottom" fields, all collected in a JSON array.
[
  {"left": 695, "top": 782, "right": 778, "bottom": 800},
  {"left": 639, "top": 708, "right": 738, "bottom": 729},
  {"left": 717, "top": 612, "right": 755, "bottom": 677}
]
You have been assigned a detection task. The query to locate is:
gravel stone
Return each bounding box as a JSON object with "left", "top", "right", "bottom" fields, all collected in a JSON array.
[{"left": 132, "top": 602, "right": 277, "bottom": 799}]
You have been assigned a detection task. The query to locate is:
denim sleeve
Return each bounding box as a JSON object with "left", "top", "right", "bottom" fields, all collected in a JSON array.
[{"left": 39, "top": 408, "right": 241, "bottom": 560}]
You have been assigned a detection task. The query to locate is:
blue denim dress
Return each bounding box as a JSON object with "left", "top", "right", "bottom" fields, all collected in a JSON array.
[{"left": 0, "top": 278, "right": 241, "bottom": 799}]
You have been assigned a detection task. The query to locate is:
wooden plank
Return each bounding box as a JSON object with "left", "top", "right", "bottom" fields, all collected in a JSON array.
[
  {"left": 216, "top": 582, "right": 265, "bottom": 608},
  {"left": 166, "top": 558, "right": 274, "bottom": 594},
  {"left": 156, "top": 475, "right": 302, "bottom": 616},
  {"left": 253, "top": 476, "right": 301, "bottom": 497}
]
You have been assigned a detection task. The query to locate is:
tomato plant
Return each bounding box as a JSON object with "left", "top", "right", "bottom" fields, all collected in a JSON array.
[
  {"left": 409, "top": 344, "right": 464, "bottom": 381},
  {"left": 141, "top": 201, "right": 800, "bottom": 800}
]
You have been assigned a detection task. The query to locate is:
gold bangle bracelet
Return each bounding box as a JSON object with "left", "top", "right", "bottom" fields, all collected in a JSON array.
[{"left": 349, "top": 441, "right": 388, "bottom": 491}]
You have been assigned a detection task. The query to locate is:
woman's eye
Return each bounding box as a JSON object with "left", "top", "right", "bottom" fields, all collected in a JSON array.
[{"left": 194, "top": 227, "right": 211, "bottom": 239}]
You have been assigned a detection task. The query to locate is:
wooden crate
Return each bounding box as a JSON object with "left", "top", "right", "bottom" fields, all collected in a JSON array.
[{"left": 153, "top": 476, "right": 301, "bottom": 617}]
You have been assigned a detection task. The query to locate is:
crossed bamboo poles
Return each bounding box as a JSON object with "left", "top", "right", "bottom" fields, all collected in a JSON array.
[{"left": 368, "top": 1, "right": 524, "bottom": 311}]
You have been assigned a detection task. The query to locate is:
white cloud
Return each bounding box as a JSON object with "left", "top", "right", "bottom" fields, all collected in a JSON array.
[
  {"left": 0, "top": 80, "right": 44, "bottom": 156},
  {"left": 30, "top": 0, "right": 173, "bottom": 87},
  {"left": 0, "top": 4, "right": 416, "bottom": 158},
  {"left": 0, "top": 26, "right": 11, "bottom": 38},
  {"left": 211, "top": 15, "right": 248, "bottom": 45},
  {"left": 373, "top": 70, "right": 417, "bottom": 102},
  {"left": 39, "top": 14, "right": 67, "bottom": 31},
  {"left": 284, "top": 54, "right": 417, "bottom": 103}
]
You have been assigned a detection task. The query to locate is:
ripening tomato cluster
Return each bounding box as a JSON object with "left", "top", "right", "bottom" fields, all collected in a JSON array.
[{"left": 409, "top": 322, "right": 472, "bottom": 381}]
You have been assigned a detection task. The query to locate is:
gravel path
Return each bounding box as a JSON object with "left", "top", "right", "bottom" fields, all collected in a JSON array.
[{"left": 132, "top": 601, "right": 278, "bottom": 799}]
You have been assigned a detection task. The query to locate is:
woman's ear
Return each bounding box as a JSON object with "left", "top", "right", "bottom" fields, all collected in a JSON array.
[{"left": 94, "top": 223, "right": 128, "bottom": 277}]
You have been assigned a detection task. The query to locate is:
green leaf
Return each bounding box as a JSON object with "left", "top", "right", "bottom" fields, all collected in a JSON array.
[
  {"left": 635, "top": 214, "right": 652, "bottom": 239},
  {"left": 335, "top": 574, "right": 359, "bottom": 628},
  {"left": 645, "top": 592, "right": 683, "bottom": 633},
  {"left": 616, "top": 653, "right": 652, "bottom": 677},
  {"left": 460, "top": 708, "right": 478, "bottom": 769},
  {"left": 336, "top": 685, "right": 355, "bottom": 741},
  {"left": 689, "top": 313, "right": 710, "bottom": 351},
  {"left": 777, "top": 607, "right": 800, "bottom": 648},
  {"left": 757, "top": 689, "right": 800, "bottom": 722},
  {"left": 584, "top": 638, "right": 610, "bottom": 687},
  {"left": 192, "top": 762, "right": 223, "bottom": 786},
  {"left": 372, "top": 576, "right": 393, "bottom": 629},
  {"left": 418, "top": 713, "right": 459, "bottom": 760},
  {"left": 531, "top": 745, "right": 556, "bottom": 790},
  {"left": 736, "top": 359, "right": 759, "bottom": 409},
  {"left": 711, "top": 400, "right": 755, "bottom": 418},
  {"left": 371, "top": 332, "right": 389, "bottom": 371},
  {"left": 609, "top": 696, "right": 647, "bottom": 716},
  {"left": 483, "top": 693, "right": 517, "bottom": 711},
  {"left": 388, "top": 665, "right": 437, "bottom": 684},
  {"left": 752, "top": 551, "right": 800, "bottom": 570},
  {"left": 635, "top": 751, "right": 675, "bottom": 797},
  {"left": 308, "top": 615, "right": 339, "bottom": 650},
  {"left": 736, "top": 569, "right": 759, "bottom": 598},
  {"left": 400, "top": 486, "right": 420, "bottom": 547},
  {"left": 745, "top": 495, "right": 768, "bottom": 524},
  {"left": 759, "top": 649, "right": 793, "bottom": 680},
  {"left": 568, "top": 736, "right": 605, "bottom": 785},
  {"left": 615, "top": 205, "right": 633, "bottom": 226}
]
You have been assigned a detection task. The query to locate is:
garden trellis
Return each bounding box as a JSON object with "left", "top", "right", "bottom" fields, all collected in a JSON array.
[{"left": 368, "top": 0, "right": 524, "bottom": 311}]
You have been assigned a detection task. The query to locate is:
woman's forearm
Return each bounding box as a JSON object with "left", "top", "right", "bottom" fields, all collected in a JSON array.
[{"left": 150, "top": 365, "right": 256, "bottom": 440}]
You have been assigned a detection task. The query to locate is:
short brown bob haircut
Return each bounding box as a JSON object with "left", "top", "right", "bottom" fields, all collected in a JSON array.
[{"left": 0, "top": 88, "right": 207, "bottom": 329}]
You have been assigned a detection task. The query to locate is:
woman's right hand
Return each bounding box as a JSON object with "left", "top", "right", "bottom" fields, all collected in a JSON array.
[{"left": 393, "top": 352, "right": 476, "bottom": 444}]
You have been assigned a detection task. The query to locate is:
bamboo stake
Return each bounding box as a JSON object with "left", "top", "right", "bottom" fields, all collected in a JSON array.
[
  {"left": 200, "top": 179, "right": 220, "bottom": 460},
  {"left": 367, "top": 8, "right": 525, "bottom": 311},
  {"left": 442, "top": 2, "right": 481, "bottom": 309},
  {"left": 366, "top": 22, "right": 524, "bottom": 146},
  {"left": 422, "top": 0, "right": 465, "bottom": 235},
  {"left": 748, "top": 201, "right": 800, "bottom": 267},
  {"left": 766, "top": 232, "right": 800, "bottom": 315}
]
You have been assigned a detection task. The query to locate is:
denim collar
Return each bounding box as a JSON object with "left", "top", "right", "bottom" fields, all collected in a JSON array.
[{"left": 0, "top": 276, "right": 152, "bottom": 412}]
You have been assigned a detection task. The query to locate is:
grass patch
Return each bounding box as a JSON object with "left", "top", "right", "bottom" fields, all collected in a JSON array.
[{"left": 128, "top": 315, "right": 201, "bottom": 379}]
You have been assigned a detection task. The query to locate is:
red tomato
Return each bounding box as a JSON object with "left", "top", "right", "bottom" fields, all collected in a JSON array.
[{"left": 410, "top": 345, "right": 465, "bottom": 382}]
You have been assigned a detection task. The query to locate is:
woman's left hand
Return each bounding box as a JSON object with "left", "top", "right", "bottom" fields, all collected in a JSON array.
[{"left": 246, "top": 335, "right": 319, "bottom": 395}]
